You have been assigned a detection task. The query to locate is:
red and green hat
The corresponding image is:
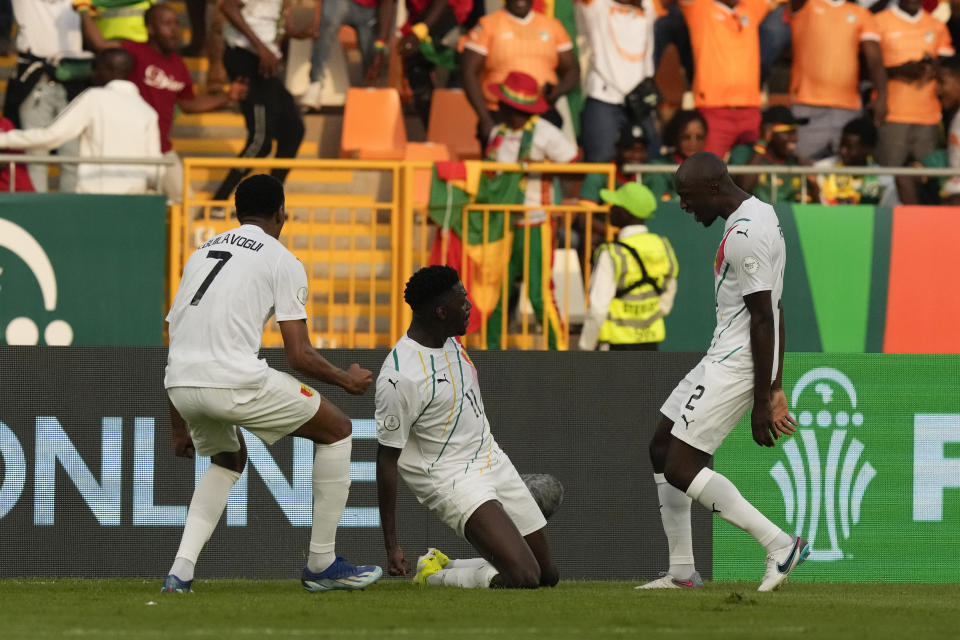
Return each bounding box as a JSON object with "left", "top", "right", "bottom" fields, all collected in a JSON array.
[{"left": 489, "top": 71, "right": 548, "bottom": 115}]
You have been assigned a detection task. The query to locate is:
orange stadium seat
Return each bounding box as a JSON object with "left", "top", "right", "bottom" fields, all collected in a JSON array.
[
  {"left": 426, "top": 89, "right": 481, "bottom": 160},
  {"left": 340, "top": 88, "right": 407, "bottom": 159},
  {"left": 405, "top": 142, "right": 451, "bottom": 207}
]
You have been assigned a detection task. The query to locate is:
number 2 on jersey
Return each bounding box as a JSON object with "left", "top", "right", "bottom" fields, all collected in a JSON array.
[
  {"left": 685, "top": 385, "right": 705, "bottom": 411},
  {"left": 189, "top": 250, "right": 232, "bottom": 306}
]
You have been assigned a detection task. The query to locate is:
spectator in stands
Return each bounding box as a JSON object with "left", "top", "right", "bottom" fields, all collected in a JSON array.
[
  {"left": 789, "top": 0, "right": 887, "bottom": 160},
  {"left": 660, "top": 0, "right": 769, "bottom": 158},
  {"left": 645, "top": 109, "right": 707, "bottom": 201},
  {"left": 579, "top": 182, "right": 678, "bottom": 352},
  {"left": 931, "top": 55, "right": 960, "bottom": 203},
  {"left": 5, "top": 0, "right": 84, "bottom": 193},
  {"left": 874, "top": 0, "right": 954, "bottom": 203},
  {"left": 813, "top": 116, "right": 898, "bottom": 206},
  {"left": 366, "top": 0, "right": 474, "bottom": 124},
  {"left": 484, "top": 71, "right": 578, "bottom": 350},
  {"left": 0, "top": 0, "right": 12, "bottom": 55},
  {"left": 728, "top": 106, "right": 816, "bottom": 203},
  {"left": 462, "top": 0, "right": 579, "bottom": 144},
  {"left": 577, "top": 0, "right": 659, "bottom": 163},
  {"left": 74, "top": 0, "right": 154, "bottom": 42},
  {"left": 0, "top": 117, "right": 35, "bottom": 192},
  {"left": 183, "top": 0, "right": 208, "bottom": 55},
  {"left": 80, "top": 4, "right": 247, "bottom": 202},
  {"left": 300, "top": 0, "right": 380, "bottom": 111},
  {"left": 581, "top": 124, "right": 650, "bottom": 204},
  {"left": 212, "top": 0, "right": 305, "bottom": 202},
  {"left": 0, "top": 48, "right": 162, "bottom": 194}
]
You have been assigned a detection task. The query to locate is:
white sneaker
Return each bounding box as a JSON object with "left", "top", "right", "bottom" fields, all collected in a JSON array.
[
  {"left": 758, "top": 536, "right": 810, "bottom": 592},
  {"left": 635, "top": 571, "right": 703, "bottom": 589},
  {"left": 300, "top": 81, "right": 324, "bottom": 111}
]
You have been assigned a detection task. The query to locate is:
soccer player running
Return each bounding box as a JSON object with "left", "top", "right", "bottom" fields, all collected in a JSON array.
[
  {"left": 375, "top": 266, "right": 559, "bottom": 589},
  {"left": 638, "top": 152, "right": 806, "bottom": 592},
  {"left": 162, "top": 174, "right": 382, "bottom": 594}
]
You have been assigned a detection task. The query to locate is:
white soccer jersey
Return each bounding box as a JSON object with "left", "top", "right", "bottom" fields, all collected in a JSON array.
[
  {"left": 376, "top": 335, "right": 504, "bottom": 487},
  {"left": 705, "top": 197, "right": 785, "bottom": 380},
  {"left": 165, "top": 224, "right": 308, "bottom": 389}
]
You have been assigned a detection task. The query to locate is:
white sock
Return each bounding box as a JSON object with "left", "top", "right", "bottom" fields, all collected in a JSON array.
[
  {"left": 446, "top": 557, "right": 489, "bottom": 569},
  {"left": 170, "top": 463, "right": 241, "bottom": 580},
  {"left": 686, "top": 468, "right": 790, "bottom": 552},
  {"left": 307, "top": 437, "right": 351, "bottom": 572},
  {"left": 170, "top": 557, "right": 195, "bottom": 582},
  {"left": 425, "top": 562, "right": 499, "bottom": 588},
  {"left": 655, "top": 473, "right": 696, "bottom": 581}
]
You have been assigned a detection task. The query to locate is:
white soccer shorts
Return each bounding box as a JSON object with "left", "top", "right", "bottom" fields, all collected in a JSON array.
[
  {"left": 167, "top": 368, "right": 322, "bottom": 457},
  {"left": 408, "top": 458, "right": 548, "bottom": 539},
  {"left": 661, "top": 356, "right": 755, "bottom": 455}
]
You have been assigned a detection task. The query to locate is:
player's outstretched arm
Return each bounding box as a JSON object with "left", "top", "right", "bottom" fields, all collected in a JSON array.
[
  {"left": 744, "top": 290, "right": 778, "bottom": 447},
  {"left": 376, "top": 444, "right": 409, "bottom": 576},
  {"left": 278, "top": 319, "right": 372, "bottom": 395}
]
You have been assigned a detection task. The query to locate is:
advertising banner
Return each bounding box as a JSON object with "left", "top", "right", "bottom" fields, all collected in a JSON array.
[
  {"left": 713, "top": 353, "right": 960, "bottom": 582},
  {"left": 0, "top": 194, "right": 167, "bottom": 346},
  {"left": 0, "top": 347, "right": 711, "bottom": 580}
]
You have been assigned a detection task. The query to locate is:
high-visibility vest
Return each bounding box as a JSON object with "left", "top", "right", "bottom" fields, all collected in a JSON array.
[
  {"left": 597, "top": 232, "right": 679, "bottom": 345},
  {"left": 94, "top": 1, "right": 154, "bottom": 43}
]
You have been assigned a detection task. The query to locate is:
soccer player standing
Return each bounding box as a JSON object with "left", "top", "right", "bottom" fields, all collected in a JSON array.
[
  {"left": 375, "top": 266, "right": 559, "bottom": 589},
  {"left": 638, "top": 152, "right": 805, "bottom": 592},
  {"left": 162, "top": 174, "right": 382, "bottom": 593}
]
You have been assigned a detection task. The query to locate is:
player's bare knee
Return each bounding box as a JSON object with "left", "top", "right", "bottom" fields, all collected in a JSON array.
[
  {"left": 663, "top": 461, "right": 692, "bottom": 493},
  {"left": 539, "top": 564, "right": 560, "bottom": 587},
  {"left": 501, "top": 564, "right": 541, "bottom": 589},
  {"left": 648, "top": 436, "right": 668, "bottom": 469},
  {"left": 318, "top": 414, "right": 352, "bottom": 444},
  {"left": 211, "top": 449, "right": 246, "bottom": 474}
]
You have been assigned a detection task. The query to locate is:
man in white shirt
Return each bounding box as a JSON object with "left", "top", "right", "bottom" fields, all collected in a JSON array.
[
  {"left": 6, "top": 0, "right": 85, "bottom": 192},
  {"left": 162, "top": 174, "right": 382, "bottom": 594},
  {"left": 576, "top": 0, "right": 659, "bottom": 161},
  {"left": 638, "top": 152, "right": 807, "bottom": 592},
  {"left": 375, "top": 265, "right": 559, "bottom": 589},
  {"left": 0, "top": 48, "right": 162, "bottom": 195}
]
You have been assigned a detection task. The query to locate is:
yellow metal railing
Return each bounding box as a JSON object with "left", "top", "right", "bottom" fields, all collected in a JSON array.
[{"left": 174, "top": 158, "right": 615, "bottom": 350}]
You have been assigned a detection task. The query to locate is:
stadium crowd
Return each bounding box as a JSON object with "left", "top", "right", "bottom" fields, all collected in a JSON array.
[{"left": 3, "top": 0, "right": 960, "bottom": 205}]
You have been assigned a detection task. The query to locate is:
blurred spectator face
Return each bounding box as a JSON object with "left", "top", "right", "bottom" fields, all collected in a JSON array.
[
  {"left": 505, "top": 0, "right": 533, "bottom": 18},
  {"left": 767, "top": 126, "right": 798, "bottom": 160},
  {"left": 677, "top": 120, "right": 707, "bottom": 159},
  {"left": 838, "top": 133, "right": 871, "bottom": 167},
  {"left": 148, "top": 6, "right": 182, "bottom": 55},
  {"left": 499, "top": 102, "right": 534, "bottom": 130},
  {"left": 937, "top": 66, "right": 960, "bottom": 111},
  {"left": 898, "top": 0, "right": 922, "bottom": 14},
  {"left": 617, "top": 141, "right": 648, "bottom": 167}
]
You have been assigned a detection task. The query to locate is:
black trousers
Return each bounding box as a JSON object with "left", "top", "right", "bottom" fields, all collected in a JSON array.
[
  {"left": 609, "top": 343, "right": 659, "bottom": 351},
  {"left": 213, "top": 47, "right": 305, "bottom": 201}
]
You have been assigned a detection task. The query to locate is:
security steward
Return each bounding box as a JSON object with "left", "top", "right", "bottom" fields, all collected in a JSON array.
[{"left": 579, "top": 182, "right": 679, "bottom": 351}]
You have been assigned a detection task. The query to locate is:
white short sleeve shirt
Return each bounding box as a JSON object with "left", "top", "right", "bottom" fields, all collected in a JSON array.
[
  {"left": 705, "top": 197, "right": 785, "bottom": 379},
  {"left": 165, "top": 224, "right": 308, "bottom": 389},
  {"left": 376, "top": 335, "right": 504, "bottom": 486}
]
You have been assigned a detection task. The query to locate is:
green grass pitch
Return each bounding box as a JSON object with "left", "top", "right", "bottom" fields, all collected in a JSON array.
[{"left": 1, "top": 579, "right": 957, "bottom": 638}]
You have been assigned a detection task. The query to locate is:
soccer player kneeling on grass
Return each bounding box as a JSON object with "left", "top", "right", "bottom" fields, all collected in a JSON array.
[
  {"left": 162, "top": 174, "right": 382, "bottom": 594},
  {"left": 639, "top": 152, "right": 808, "bottom": 593},
  {"left": 375, "top": 266, "right": 560, "bottom": 589}
]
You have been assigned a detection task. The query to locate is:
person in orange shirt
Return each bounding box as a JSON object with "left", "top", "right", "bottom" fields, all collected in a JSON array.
[
  {"left": 461, "top": 0, "right": 580, "bottom": 145},
  {"left": 661, "top": 0, "right": 772, "bottom": 158},
  {"left": 874, "top": 0, "right": 953, "bottom": 173},
  {"left": 789, "top": 0, "right": 888, "bottom": 160}
]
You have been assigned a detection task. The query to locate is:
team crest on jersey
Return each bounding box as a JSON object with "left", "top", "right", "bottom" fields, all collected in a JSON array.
[
  {"left": 926, "top": 31, "right": 935, "bottom": 43},
  {"left": 540, "top": 30, "right": 550, "bottom": 41},
  {"left": 846, "top": 13, "right": 856, "bottom": 23},
  {"left": 300, "top": 384, "right": 315, "bottom": 397}
]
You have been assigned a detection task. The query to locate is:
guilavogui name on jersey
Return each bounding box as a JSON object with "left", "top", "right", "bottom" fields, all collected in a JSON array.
[{"left": 199, "top": 233, "right": 264, "bottom": 252}]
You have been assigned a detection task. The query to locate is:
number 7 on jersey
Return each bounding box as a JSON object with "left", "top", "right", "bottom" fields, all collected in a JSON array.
[{"left": 189, "top": 250, "right": 232, "bottom": 306}]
